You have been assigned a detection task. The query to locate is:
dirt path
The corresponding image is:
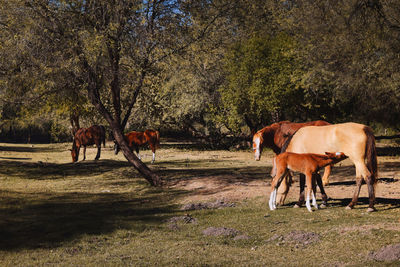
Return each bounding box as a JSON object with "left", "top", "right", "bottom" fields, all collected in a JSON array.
[{"left": 172, "top": 157, "right": 400, "bottom": 207}]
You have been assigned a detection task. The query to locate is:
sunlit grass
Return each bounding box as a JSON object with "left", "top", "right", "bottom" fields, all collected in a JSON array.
[{"left": 0, "top": 142, "right": 399, "bottom": 266}]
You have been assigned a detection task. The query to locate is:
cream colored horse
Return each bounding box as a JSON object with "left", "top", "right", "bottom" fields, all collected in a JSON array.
[{"left": 278, "top": 122, "right": 378, "bottom": 212}]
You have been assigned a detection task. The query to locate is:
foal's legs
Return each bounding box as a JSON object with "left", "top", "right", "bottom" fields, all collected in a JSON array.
[
  {"left": 276, "top": 172, "right": 292, "bottom": 206},
  {"left": 296, "top": 173, "right": 328, "bottom": 208},
  {"left": 305, "top": 173, "right": 318, "bottom": 212},
  {"left": 269, "top": 169, "right": 288, "bottom": 210},
  {"left": 321, "top": 165, "right": 332, "bottom": 186}
]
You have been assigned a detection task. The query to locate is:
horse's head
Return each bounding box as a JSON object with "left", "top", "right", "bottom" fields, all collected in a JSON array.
[
  {"left": 252, "top": 132, "right": 263, "bottom": 161},
  {"left": 113, "top": 140, "right": 120, "bottom": 155},
  {"left": 325, "top": 152, "right": 348, "bottom": 164},
  {"left": 70, "top": 148, "right": 78, "bottom": 162}
]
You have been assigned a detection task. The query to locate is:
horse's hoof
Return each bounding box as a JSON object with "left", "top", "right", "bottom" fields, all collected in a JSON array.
[
  {"left": 320, "top": 204, "right": 326, "bottom": 209},
  {"left": 293, "top": 204, "right": 300, "bottom": 208},
  {"left": 345, "top": 206, "right": 353, "bottom": 210},
  {"left": 367, "top": 207, "right": 376, "bottom": 212}
]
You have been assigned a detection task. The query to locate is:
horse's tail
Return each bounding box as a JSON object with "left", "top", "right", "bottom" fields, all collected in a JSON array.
[
  {"left": 100, "top": 125, "right": 106, "bottom": 147},
  {"left": 364, "top": 126, "right": 378, "bottom": 187},
  {"left": 271, "top": 157, "right": 277, "bottom": 178}
]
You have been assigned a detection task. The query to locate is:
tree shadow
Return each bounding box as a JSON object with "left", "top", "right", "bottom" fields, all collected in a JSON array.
[
  {"left": 0, "top": 145, "right": 56, "bottom": 153},
  {"left": 0, "top": 189, "right": 184, "bottom": 251},
  {"left": 0, "top": 159, "right": 132, "bottom": 180}
]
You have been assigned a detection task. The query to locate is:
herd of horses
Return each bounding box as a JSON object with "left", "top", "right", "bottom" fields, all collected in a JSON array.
[
  {"left": 70, "top": 120, "right": 378, "bottom": 212},
  {"left": 70, "top": 125, "right": 160, "bottom": 164}
]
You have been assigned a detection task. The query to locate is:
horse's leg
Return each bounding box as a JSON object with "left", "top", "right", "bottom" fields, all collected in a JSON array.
[
  {"left": 346, "top": 177, "right": 363, "bottom": 210},
  {"left": 83, "top": 146, "right": 86, "bottom": 161},
  {"left": 276, "top": 172, "right": 291, "bottom": 206},
  {"left": 95, "top": 144, "right": 101, "bottom": 160},
  {"left": 134, "top": 146, "right": 141, "bottom": 160},
  {"left": 270, "top": 169, "right": 287, "bottom": 210},
  {"left": 315, "top": 173, "right": 328, "bottom": 208},
  {"left": 322, "top": 165, "right": 332, "bottom": 186},
  {"left": 150, "top": 144, "right": 156, "bottom": 163},
  {"left": 366, "top": 173, "right": 376, "bottom": 212},
  {"left": 311, "top": 174, "right": 318, "bottom": 210},
  {"left": 347, "top": 162, "right": 373, "bottom": 211},
  {"left": 294, "top": 173, "right": 306, "bottom": 208},
  {"left": 305, "top": 173, "right": 314, "bottom": 212}
]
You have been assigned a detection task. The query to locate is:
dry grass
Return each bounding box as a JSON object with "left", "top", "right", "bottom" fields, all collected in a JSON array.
[{"left": 0, "top": 142, "right": 400, "bottom": 266}]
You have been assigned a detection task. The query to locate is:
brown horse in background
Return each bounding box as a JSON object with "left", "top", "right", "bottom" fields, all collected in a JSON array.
[
  {"left": 71, "top": 125, "right": 106, "bottom": 162},
  {"left": 280, "top": 122, "right": 378, "bottom": 212},
  {"left": 270, "top": 152, "right": 348, "bottom": 212},
  {"left": 114, "top": 129, "right": 160, "bottom": 163},
  {"left": 252, "top": 120, "right": 331, "bottom": 206}
]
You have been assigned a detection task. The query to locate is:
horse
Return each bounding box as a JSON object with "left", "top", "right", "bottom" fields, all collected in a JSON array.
[
  {"left": 114, "top": 129, "right": 160, "bottom": 163},
  {"left": 279, "top": 122, "right": 378, "bottom": 212},
  {"left": 252, "top": 120, "right": 331, "bottom": 206},
  {"left": 269, "top": 152, "right": 348, "bottom": 212},
  {"left": 70, "top": 125, "right": 106, "bottom": 162}
]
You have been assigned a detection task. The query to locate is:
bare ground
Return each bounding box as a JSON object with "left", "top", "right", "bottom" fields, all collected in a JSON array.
[{"left": 170, "top": 157, "right": 400, "bottom": 209}]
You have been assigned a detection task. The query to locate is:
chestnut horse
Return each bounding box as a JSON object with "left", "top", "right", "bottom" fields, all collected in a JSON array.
[
  {"left": 280, "top": 122, "right": 378, "bottom": 212},
  {"left": 114, "top": 129, "right": 160, "bottom": 163},
  {"left": 70, "top": 125, "right": 106, "bottom": 162},
  {"left": 252, "top": 120, "right": 331, "bottom": 206},
  {"left": 269, "top": 152, "right": 348, "bottom": 212}
]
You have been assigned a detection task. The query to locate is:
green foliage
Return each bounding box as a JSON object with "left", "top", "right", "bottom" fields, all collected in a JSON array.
[{"left": 216, "top": 33, "right": 303, "bottom": 133}]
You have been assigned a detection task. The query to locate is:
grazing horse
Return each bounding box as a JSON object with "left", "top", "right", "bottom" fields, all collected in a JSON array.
[
  {"left": 71, "top": 125, "right": 106, "bottom": 162},
  {"left": 114, "top": 129, "right": 160, "bottom": 163},
  {"left": 279, "top": 122, "right": 378, "bottom": 212},
  {"left": 269, "top": 152, "right": 348, "bottom": 212},
  {"left": 252, "top": 120, "right": 331, "bottom": 206}
]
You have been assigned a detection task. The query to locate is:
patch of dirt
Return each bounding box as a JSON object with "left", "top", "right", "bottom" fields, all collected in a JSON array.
[
  {"left": 267, "top": 231, "right": 320, "bottom": 248},
  {"left": 368, "top": 243, "right": 400, "bottom": 262},
  {"left": 171, "top": 158, "right": 400, "bottom": 209},
  {"left": 166, "top": 215, "right": 197, "bottom": 231},
  {"left": 202, "top": 227, "right": 251, "bottom": 240},
  {"left": 181, "top": 199, "right": 236, "bottom": 211}
]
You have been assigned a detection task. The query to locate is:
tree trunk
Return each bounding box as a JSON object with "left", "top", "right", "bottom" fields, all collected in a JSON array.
[
  {"left": 112, "top": 127, "right": 163, "bottom": 186},
  {"left": 70, "top": 112, "right": 80, "bottom": 137}
]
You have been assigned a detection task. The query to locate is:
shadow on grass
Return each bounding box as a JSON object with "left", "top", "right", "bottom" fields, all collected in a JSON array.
[
  {"left": 0, "top": 189, "right": 185, "bottom": 251},
  {"left": 0, "top": 159, "right": 132, "bottom": 180},
  {"left": 0, "top": 145, "right": 56, "bottom": 153}
]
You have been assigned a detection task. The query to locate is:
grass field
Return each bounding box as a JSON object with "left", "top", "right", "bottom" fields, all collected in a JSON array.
[{"left": 0, "top": 142, "right": 399, "bottom": 266}]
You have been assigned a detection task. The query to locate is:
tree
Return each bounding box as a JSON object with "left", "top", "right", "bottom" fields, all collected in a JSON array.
[
  {"left": 215, "top": 34, "right": 303, "bottom": 134},
  {"left": 1, "top": 0, "right": 226, "bottom": 185}
]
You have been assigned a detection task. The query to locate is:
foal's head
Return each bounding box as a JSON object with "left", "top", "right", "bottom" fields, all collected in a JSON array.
[{"left": 325, "top": 152, "right": 348, "bottom": 164}]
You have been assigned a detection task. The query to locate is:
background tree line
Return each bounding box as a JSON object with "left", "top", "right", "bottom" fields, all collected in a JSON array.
[
  {"left": 2, "top": 0, "right": 400, "bottom": 142},
  {"left": 1, "top": 0, "right": 400, "bottom": 183}
]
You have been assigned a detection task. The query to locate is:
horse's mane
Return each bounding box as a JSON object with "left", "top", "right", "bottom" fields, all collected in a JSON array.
[{"left": 280, "top": 130, "right": 297, "bottom": 154}]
